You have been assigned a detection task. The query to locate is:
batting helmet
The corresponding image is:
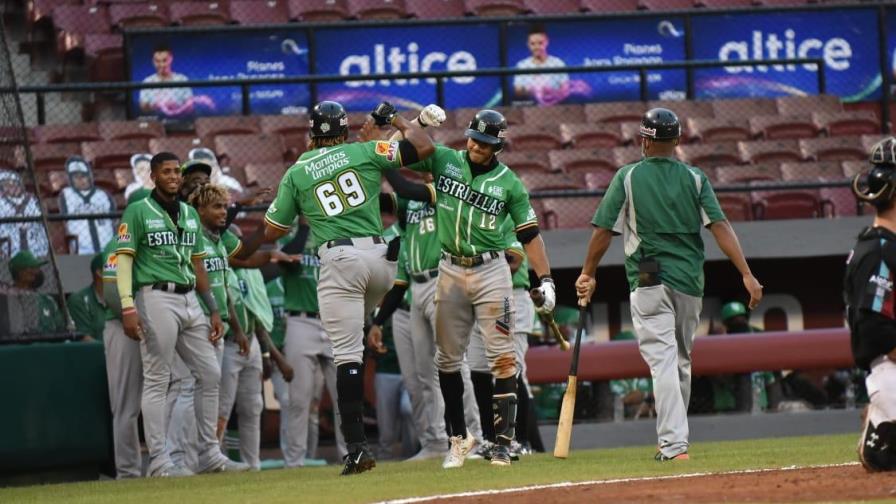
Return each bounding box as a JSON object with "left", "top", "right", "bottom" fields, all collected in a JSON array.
[
  {"left": 853, "top": 137, "right": 896, "bottom": 208},
  {"left": 465, "top": 110, "right": 507, "bottom": 152},
  {"left": 310, "top": 101, "right": 348, "bottom": 138},
  {"left": 639, "top": 108, "right": 681, "bottom": 141}
]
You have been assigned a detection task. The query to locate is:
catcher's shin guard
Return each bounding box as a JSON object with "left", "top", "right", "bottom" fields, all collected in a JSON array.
[
  {"left": 859, "top": 417, "right": 896, "bottom": 471},
  {"left": 493, "top": 376, "right": 518, "bottom": 447}
]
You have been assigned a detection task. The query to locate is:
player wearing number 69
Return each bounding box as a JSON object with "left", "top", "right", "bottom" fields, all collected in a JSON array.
[{"left": 236, "top": 100, "right": 437, "bottom": 476}]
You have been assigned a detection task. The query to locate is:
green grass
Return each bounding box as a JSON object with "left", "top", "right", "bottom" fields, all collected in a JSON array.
[{"left": 0, "top": 433, "right": 859, "bottom": 504}]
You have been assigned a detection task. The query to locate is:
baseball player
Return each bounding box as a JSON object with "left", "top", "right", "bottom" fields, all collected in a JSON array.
[
  {"left": 236, "top": 100, "right": 438, "bottom": 475},
  {"left": 100, "top": 189, "right": 150, "bottom": 478},
  {"left": 399, "top": 110, "right": 555, "bottom": 468},
  {"left": 845, "top": 137, "right": 896, "bottom": 472},
  {"left": 116, "top": 152, "right": 247, "bottom": 477},
  {"left": 575, "top": 108, "right": 762, "bottom": 461}
]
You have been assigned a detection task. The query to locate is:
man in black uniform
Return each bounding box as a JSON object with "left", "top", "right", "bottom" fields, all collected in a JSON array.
[{"left": 845, "top": 136, "right": 896, "bottom": 472}]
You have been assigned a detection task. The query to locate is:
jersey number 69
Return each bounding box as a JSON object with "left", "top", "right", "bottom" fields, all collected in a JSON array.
[{"left": 314, "top": 171, "right": 367, "bottom": 216}]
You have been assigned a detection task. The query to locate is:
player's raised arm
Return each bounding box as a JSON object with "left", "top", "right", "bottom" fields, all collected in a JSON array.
[{"left": 370, "top": 102, "right": 436, "bottom": 165}]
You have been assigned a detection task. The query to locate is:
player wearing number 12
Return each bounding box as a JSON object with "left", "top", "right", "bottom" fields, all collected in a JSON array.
[{"left": 237, "top": 100, "right": 437, "bottom": 475}]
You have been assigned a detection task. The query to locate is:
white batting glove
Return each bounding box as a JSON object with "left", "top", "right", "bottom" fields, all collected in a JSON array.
[
  {"left": 417, "top": 104, "right": 447, "bottom": 128},
  {"left": 534, "top": 278, "right": 556, "bottom": 314}
]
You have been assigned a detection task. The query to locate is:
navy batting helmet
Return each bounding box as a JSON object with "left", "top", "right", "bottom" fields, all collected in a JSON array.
[
  {"left": 465, "top": 110, "right": 507, "bottom": 151},
  {"left": 853, "top": 137, "right": 896, "bottom": 208},
  {"left": 310, "top": 101, "right": 348, "bottom": 138},
  {"left": 640, "top": 108, "right": 681, "bottom": 141}
]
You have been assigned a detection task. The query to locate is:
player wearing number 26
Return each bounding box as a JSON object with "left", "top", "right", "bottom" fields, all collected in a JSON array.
[{"left": 237, "top": 100, "right": 436, "bottom": 476}]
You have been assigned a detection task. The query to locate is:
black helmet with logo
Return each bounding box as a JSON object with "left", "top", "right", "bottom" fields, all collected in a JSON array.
[
  {"left": 465, "top": 109, "right": 507, "bottom": 151},
  {"left": 310, "top": 101, "right": 348, "bottom": 138},
  {"left": 639, "top": 108, "right": 681, "bottom": 141},
  {"left": 854, "top": 137, "right": 896, "bottom": 208}
]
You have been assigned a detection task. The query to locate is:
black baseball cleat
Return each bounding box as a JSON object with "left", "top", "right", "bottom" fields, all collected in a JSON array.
[
  {"left": 341, "top": 443, "right": 376, "bottom": 476},
  {"left": 490, "top": 444, "right": 512, "bottom": 466}
]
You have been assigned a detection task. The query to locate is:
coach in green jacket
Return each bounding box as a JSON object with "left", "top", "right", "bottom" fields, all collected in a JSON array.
[{"left": 67, "top": 253, "right": 106, "bottom": 340}]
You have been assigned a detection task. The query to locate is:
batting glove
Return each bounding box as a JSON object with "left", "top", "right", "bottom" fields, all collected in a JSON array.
[
  {"left": 371, "top": 101, "right": 398, "bottom": 127},
  {"left": 417, "top": 104, "right": 447, "bottom": 128},
  {"left": 534, "top": 277, "right": 556, "bottom": 314}
]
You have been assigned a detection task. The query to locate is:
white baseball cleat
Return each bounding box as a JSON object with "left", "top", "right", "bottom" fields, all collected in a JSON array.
[
  {"left": 151, "top": 464, "right": 194, "bottom": 478},
  {"left": 442, "top": 435, "right": 476, "bottom": 469},
  {"left": 200, "top": 458, "right": 251, "bottom": 473}
]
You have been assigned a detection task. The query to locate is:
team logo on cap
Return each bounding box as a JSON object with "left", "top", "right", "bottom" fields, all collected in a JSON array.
[
  {"left": 477, "top": 121, "right": 486, "bottom": 133},
  {"left": 639, "top": 125, "right": 657, "bottom": 138},
  {"left": 320, "top": 123, "right": 330, "bottom": 133}
]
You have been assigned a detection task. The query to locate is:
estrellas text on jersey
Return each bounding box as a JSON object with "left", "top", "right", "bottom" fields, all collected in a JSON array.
[{"left": 436, "top": 175, "right": 506, "bottom": 215}]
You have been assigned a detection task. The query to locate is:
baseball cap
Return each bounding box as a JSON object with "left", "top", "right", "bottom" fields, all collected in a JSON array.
[
  {"left": 181, "top": 159, "right": 212, "bottom": 177},
  {"left": 8, "top": 250, "right": 47, "bottom": 276},
  {"left": 127, "top": 187, "right": 152, "bottom": 206},
  {"left": 65, "top": 156, "right": 90, "bottom": 175},
  {"left": 188, "top": 147, "right": 218, "bottom": 165},
  {"left": 130, "top": 153, "right": 152, "bottom": 169},
  {"left": 721, "top": 301, "right": 748, "bottom": 322}
]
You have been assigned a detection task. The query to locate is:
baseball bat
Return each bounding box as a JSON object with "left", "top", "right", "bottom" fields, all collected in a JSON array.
[
  {"left": 553, "top": 304, "right": 588, "bottom": 459},
  {"left": 529, "top": 288, "right": 570, "bottom": 351}
]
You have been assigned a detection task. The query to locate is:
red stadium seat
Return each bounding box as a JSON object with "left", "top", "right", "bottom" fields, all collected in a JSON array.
[
  {"left": 715, "top": 164, "right": 781, "bottom": 184},
  {"left": 780, "top": 161, "right": 844, "bottom": 181},
  {"left": 541, "top": 196, "right": 600, "bottom": 229},
  {"left": 168, "top": 1, "right": 231, "bottom": 25},
  {"left": 99, "top": 120, "right": 166, "bottom": 141},
  {"left": 842, "top": 160, "right": 865, "bottom": 179},
  {"left": 82, "top": 139, "right": 151, "bottom": 170},
  {"left": 687, "top": 117, "right": 751, "bottom": 143},
  {"left": 506, "top": 125, "right": 563, "bottom": 151},
  {"left": 259, "top": 114, "right": 309, "bottom": 157},
  {"left": 214, "top": 133, "right": 285, "bottom": 169},
  {"left": 861, "top": 134, "right": 887, "bottom": 154},
  {"left": 559, "top": 123, "right": 622, "bottom": 149},
  {"left": 749, "top": 115, "right": 817, "bottom": 140},
  {"left": 820, "top": 185, "right": 861, "bottom": 217},
  {"left": 677, "top": 143, "right": 742, "bottom": 168},
  {"left": 24, "top": 143, "right": 82, "bottom": 172},
  {"left": 580, "top": 0, "right": 640, "bottom": 11},
  {"left": 499, "top": 151, "right": 551, "bottom": 173},
  {"left": 519, "top": 172, "right": 579, "bottom": 192},
  {"left": 53, "top": 4, "right": 111, "bottom": 57},
  {"left": 751, "top": 184, "right": 821, "bottom": 220},
  {"left": 348, "top": 0, "right": 406, "bottom": 19},
  {"left": 777, "top": 95, "right": 842, "bottom": 117},
  {"left": 716, "top": 194, "right": 752, "bottom": 221},
  {"left": 549, "top": 148, "right": 617, "bottom": 173},
  {"left": 34, "top": 123, "right": 101, "bottom": 144},
  {"left": 523, "top": 0, "right": 582, "bottom": 14},
  {"left": 244, "top": 162, "right": 287, "bottom": 189},
  {"left": 85, "top": 33, "right": 125, "bottom": 82},
  {"left": 407, "top": 0, "right": 466, "bottom": 18},
  {"left": 612, "top": 146, "right": 642, "bottom": 166},
  {"left": 711, "top": 98, "right": 777, "bottom": 120},
  {"left": 523, "top": 104, "right": 586, "bottom": 125},
  {"left": 109, "top": 2, "right": 170, "bottom": 28},
  {"left": 464, "top": 0, "right": 526, "bottom": 16},
  {"left": 455, "top": 106, "right": 523, "bottom": 126},
  {"left": 739, "top": 139, "right": 803, "bottom": 164},
  {"left": 195, "top": 115, "right": 261, "bottom": 140},
  {"left": 696, "top": 0, "right": 754, "bottom": 7},
  {"left": 432, "top": 130, "right": 468, "bottom": 150},
  {"left": 647, "top": 100, "right": 714, "bottom": 119},
  {"left": 288, "top": 0, "right": 349, "bottom": 20},
  {"left": 229, "top": 0, "right": 289, "bottom": 24},
  {"left": 813, "top": 111, "right": 879, "bottom": 137},
  {"left": 29, "top": 0, "right": 78, "bottom": 26},
  {"left": 799, "top": 136, "right": 865, "bottom": 162},
  {"left": 583, "top": 170, "right": 616, "bottom": 190},
  {"left": 149, "top": 136, "right": 211, "bottom": 158},
  {"left": 638, "top": 0, "right": 693, "bottom": 9},
  {"left": 585, "top": 102, "right": 647, "bottom": 124}
]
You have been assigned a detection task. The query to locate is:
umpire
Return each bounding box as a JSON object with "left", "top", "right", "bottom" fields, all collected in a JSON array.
[{"left": 575, "top": 108, "right": 762, "bottom": 461}]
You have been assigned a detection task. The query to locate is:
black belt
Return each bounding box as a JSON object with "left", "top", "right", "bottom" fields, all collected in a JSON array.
[
  {"left": 151, "top": 282, "right": 193, "bottom": 294},
  {"left": 442, "top": 251, "right": 500, "bottom": 268},
  {"left": 410, "top": 269, "right": 439, "bottom": 283},
  {"left": 288, "top": 310, "right": 319, "bottom": 319},
  {"left": 324, "top": 236, "right": 385, "bottom": 249}
]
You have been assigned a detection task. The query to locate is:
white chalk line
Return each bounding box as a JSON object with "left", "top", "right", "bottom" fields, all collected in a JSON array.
[{"left": 376, "top": 461, "right": 860, "bottom": 504}]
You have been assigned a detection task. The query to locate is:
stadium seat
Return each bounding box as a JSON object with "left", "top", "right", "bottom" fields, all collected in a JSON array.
[
  {"left": 540, "top": 196, "right": 600, "bottom": 229},
  {"left": 229, "top": 0, "right": 290, "bottom": 24},
  {"left": 214, "top": 133, "right": 285, "bottom": 169},
  {"left": 348, "top": 0, "right": 407, "bottom": 19},
  {"left": 168, "top": 1, "right": 231, "bottom": 25},
  {"left": 647, "top": 100, "right": 714, "bottom": 119},
  {"left": 583, "top": 170, "right": 616, "bottom": 190},
  {"left": 455, "top": 106, "right": 523, "bottom": 126},
  {"left": 799, "top": 136, "right": 865, "bottom": 162},
  {"left": 52, "top": 4, "right": 111, "bottom": 58},
  {"left": 499, "top": 151, "right": 551, "bottom": 173},
  {"left": 619, "top": 122, "right": 643, "bottom": 145},
  {"left": 109, "top": 2, "right": 170, "bottom": 28},
  {"left": 33, "top": 123, "right": 101, "bottom": 144},
  {"left": 288, "top": 0, "right": 349, "bottom": 20},
  {"left": 711, "top": 98, "right": 777, "bottom": 120},
  {"left": 407, "top": 0, "right": 466, "bottom": 18},
  {"left": 813, "top": 111, "right": 879, "bottom": 137},
  {"left": 677, "top": 143, "right": 742, "bottom": 167},
  {"left": 432, "top": 130, "right": 468, "bottom": 150},
  {"left": 739, "top": 139, "right": 803, "bottom": 164},
  {"left": 749, "top": 115, "right": 817, "bottom": 140},
  {"left": 780, "top": 161, "right": 844, "bottom": 181},
  {"left": 523, "top": 0, "right": 582, "bottom": 14},
  {"left": 41, "top": 170, "right": 69, "bottom": 195},
  {"left": 506, "top": 125, "right": 563, "bottom": 151},
  {"left": 715, "top": 194, "right": 752, "bottom": 221},
  {"left": 23, "top": 143, "right": 82, "bottom": 172},
  {"left": 82, "top": 139, "right": 151, "bottom": 170},
  {"left": 751, "top": 184, "right": 821, "bottom": 220},
  {"left": 580, "top": 0, "right": 640, "bottom": 11},
  {"left": 686, "top": 117, "right": 751, "bottom": 143},
  {"left": 612, "top": 146, "right": 642, "bottom": 166},
  {"left": 29, "top": 0, "right": 78, "bottom": 26},
  {"left": 585, "top": 101, "right": 646, "bottom": 124},
  {"left": 715, "top": 164, "right": 781, "bottom": 184},
  {"left": 149, "top": 136, "right": 211, "bottom": 158},
  {"left": 195, "top": 116, "right": 261, "bottom": 140},
  {"left": 523, "top": 105, "right": 586, "bottom": 125},
  {"left": 638, "top": 0, "right": 693, "bottom": 9},
  {"left": 777, "top": 95, "right": 842, "bottom": 117},
  {"left": 780, "top": 161, "right": 856, "bottom": 217},
  {"left": 819, "top": 185, "right": 861, "bottom": 217},
  {"left": 85, "top": 34, "right": 125, "bottom": 82},
  {"left": 559, "top": 123, "right": 622, "bottom": 149},
  {"left": 861, "top": 134, "right": 886, "bottom": 154},
  {"left": 464, "top": 0, "right": 526, "bottom": 16},
  {"left": 259, "top": 114, "right": 309, "bottom": 156},
  {"left": 549, "top": 148, "right": 617, "bottom": 173},
  {"left": 841, "top": 160, "right": 865, "bottom": 178},
  {"left": 695, "top": 0, "right": 755, "bottom": 7},
  {"left": 519, "top": 172, "right": 579, "bottom": 192},
  {"left": 99, "top": 120, "right": 166, "bottom": 141}
]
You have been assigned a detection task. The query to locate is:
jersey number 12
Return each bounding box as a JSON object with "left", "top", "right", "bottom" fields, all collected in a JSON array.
[{"left": 315, "top": 171, "right": 367, "bottom": 216}]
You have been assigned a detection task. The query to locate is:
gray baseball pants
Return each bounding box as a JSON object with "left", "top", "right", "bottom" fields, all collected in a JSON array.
[
  {"left": 374, "top": 371, "right": 416, "bottom": 459},
  {"left": 136, "top": 288, "right": 225, "bottom": 475},
  {"left": 271, "top": 364, "right": 324, "bottom": 459},
  {"left": 218, "top": 336, "right": 263, "bottom": 469},
  {"left": 103, "top": 318, "right": 144, "bottom": 479},
  {"left": 630, "top": 284, "right": 702, "bottom": 459},
  {"left": 468, "top": 288, "right": 534, "bottom": 376}
]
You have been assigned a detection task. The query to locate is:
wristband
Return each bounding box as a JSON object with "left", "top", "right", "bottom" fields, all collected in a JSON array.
[
  {"left": 121, "top": 306, "right": 136, "bottom": 315},
  {"left": 415, "top": 116, "right": 428, "bottom": 128},
  {"left": 539, "top": 275, "right": 554, "bottom": 284},
  {"left": 199, "top": 290, "right": 219, "bottom": 314},
  {"left": 120, "top": 296, "right": 135, "bottom": 310}
]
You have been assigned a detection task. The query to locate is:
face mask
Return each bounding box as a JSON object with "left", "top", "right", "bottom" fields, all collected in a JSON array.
[{"left": 31, "top": 270, "right": 45, "bottom": 289}]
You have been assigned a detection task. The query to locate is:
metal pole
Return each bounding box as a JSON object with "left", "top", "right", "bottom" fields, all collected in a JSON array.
[
  {"left": 639, "top": 68, "right": 648, "bottom": 102},
  {"left": 36, "top": 92, "right": 45, "bottom": 125},
  {"left": 816, "top": 60, "right": 827, "bottom": 96},
  {"left": 241, "top": 83, "right": 250, "bottom": 115},
  {"left": 436, "top": 77, "right": 445, "bottom": 109},
  {"left": 879, "top": 5, "right": 891, "bottom": 134}
]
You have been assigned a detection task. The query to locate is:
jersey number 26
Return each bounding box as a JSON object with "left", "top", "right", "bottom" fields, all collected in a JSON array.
[{"left": 314, "top": 171, "right": 367, "bottom": 217}]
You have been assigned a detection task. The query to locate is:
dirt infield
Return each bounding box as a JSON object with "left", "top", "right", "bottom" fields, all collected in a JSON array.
[{"left": 436, "top": 465, "right": 896, "bottom": 503}]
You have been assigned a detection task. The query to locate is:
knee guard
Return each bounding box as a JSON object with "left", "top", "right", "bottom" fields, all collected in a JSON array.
[{"left": 859, "top": 419, "right": 896, "bottom": 471}]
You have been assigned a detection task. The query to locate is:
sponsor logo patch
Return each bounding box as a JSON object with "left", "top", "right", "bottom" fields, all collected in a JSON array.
[
  {"left": 146, "top": 218, "right": 165, "bottom": 230},
  {"left": 117, "top": 223, "right": 131, "bottom": 242},
  {"left": 375, "top": 141, "right": 398, "bottom": 162},
  {"left": 639, "top": 125, "right": 657, "bottom": 138},
  {"left": 103, "top": 253, "right": 117, "bottom": 273}
]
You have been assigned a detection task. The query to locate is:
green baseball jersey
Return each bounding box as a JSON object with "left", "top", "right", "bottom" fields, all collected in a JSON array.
[
  {"left": 37, "top": 294, "right": 64, "bottom": 333},
  {"left": 236, "top": 267, "right": 274, "bottom": 333},
  {"left": 398, "top": 197, "right": 441, "bottom": 273},
  {"left": 227, "top": 268, "right": 249, "bottom": 336},
  {"left": 410, "top": 146, "right": 538, "bottom": 256},
  {"left": 198, "top": 228, "right": 241, "bottom": 321},
  {"left": 265, "top": 141, "right": 405, "bottom": 248},
  {"left": 266, "top": 277, "right": 286, "bottom": 348},
  {"left": 592, "top": 156, "right": 726, "bottom": 297},
  {"left": 385, "top": 222, "right": 412, "bottom": 307},
  {"left": 503, "top": 221, "right": 530, "bottom": 290},
  {"left": 281, "top": 245, "right": 321, "bottom": 313},
  {"left": 67, "top": 285, "right": 105, "bottom": 340},
  {"left": 116, "top": 197, "right": 206, "bottom": 287}
]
